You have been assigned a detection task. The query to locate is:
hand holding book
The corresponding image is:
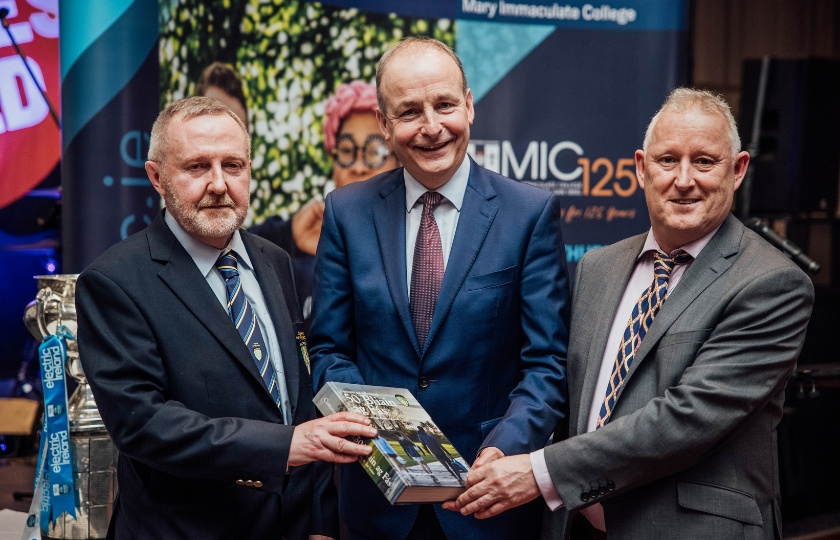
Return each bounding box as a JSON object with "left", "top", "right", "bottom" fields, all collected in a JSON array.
[
  {"left": 442, "top": 454, "right": 540, "bottom": 518},
  {"left": 289, "top": 411, "right": 377, "bottom": 467}
]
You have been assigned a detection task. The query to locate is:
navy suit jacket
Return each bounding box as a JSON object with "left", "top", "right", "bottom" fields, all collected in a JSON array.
[
  {"left": 76, "top": 211, "right": 335, "bottom": 539},
  {"left": 310, "top": 160, "right": 571, "bottom": 540}
]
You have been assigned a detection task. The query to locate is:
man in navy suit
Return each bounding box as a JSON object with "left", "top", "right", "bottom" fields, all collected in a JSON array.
[
  {"left": 309, "top": 37, "right": 571, "bottom": 540},
  {"left": 76, "top": 97, "right": 376, "bottom": 539}
]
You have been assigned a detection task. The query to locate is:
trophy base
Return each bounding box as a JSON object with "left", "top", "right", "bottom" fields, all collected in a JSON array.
[{"left": 43, "top": 433, "right": 117, "bottom": 540}]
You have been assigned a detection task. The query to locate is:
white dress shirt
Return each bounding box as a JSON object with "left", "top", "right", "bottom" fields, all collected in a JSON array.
[
  {"left": 164, "top": 210, "right": 293, "bottom": 424},
  {"left": 404, "top": 156, "right": 471, "bottom": 294}
]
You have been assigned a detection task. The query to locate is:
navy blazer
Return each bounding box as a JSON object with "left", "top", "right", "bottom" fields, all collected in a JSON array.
[
  {"left": 76, "top": 211, "right": 335, "bottom": 539},
  {"left": 310, "top": 160, "right": 571, "bottom": 540}
]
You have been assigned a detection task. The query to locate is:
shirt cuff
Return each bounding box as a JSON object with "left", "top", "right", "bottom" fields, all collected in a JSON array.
[{"left": 530, "top": 448, "right": 563, "bottom": 510}]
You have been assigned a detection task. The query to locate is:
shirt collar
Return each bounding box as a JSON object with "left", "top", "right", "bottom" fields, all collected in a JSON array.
[
  {"left": 640, "top": 224, "right": 721, "bottom": 261},
  {"left": 404, "top": 155, "right": 470, "bottom": 212},
  {"left": 164, "top": 209, "right": 252, "bottom": 277}
]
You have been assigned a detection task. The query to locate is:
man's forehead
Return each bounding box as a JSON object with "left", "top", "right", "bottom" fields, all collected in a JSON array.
[
  {"left": 168, "top": 113, "right": 247, "bottom": 147},
  {"left": 649, "top": 109, "right": 728, "bottom": 145},
  {"left": 388, "top": 85, "right": 462, "bottom": 107}
]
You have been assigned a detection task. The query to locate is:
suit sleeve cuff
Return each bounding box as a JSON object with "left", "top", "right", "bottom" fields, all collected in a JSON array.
[{"left": 530, "top": 448, "right": 563, "bottom": 511}]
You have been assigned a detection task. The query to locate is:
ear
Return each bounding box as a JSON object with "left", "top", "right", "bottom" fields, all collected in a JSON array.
[
  {"left": 465, "top": 88, "right": 475, "bottom": 125},
  {"left": 732, "top": 151, "right": 750, "bottom": 191},
  {"left": 376, "top": 109, "right": 390, "bottom": 141},
  {"left": 634, "top": 150, "right": 646, "bottom": 190},
  {"left": 146, "top": 161, "right": 166, "bottom": 197}
]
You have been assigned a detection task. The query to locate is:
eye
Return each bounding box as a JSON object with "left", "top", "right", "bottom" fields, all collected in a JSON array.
[
  {"left": 399, "top": 108, "right": 419, "bottom": 118},
  {"left": 694, "top": 157, "right": 717, "bottom": 170},
  {"left": 658, "top": 156, "right": 677, "bottom": 165}
]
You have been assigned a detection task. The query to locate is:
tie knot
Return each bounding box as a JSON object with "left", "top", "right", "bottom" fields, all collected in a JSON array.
[
  {"left": 216, "top": 251, "right": 240, "bottom": 280},
  {"left": 421, "top": 191, "right": 443, "bottom": 215},
  {"left": 653, "top": 250, "right": 692, "bottom": 274}
]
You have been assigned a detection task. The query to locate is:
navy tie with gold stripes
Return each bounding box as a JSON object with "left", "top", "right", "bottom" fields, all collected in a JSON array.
[
  {"left": 596, "top": 250, "right": 693, "bottom": 427},
  {"left": 216, "top": 251, "right": 282, "bottom": 410}
]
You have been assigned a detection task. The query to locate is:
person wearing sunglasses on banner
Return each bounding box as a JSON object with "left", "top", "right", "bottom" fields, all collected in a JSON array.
[{"left": 251, "top": 80, "right": 399, "bottom": 330}]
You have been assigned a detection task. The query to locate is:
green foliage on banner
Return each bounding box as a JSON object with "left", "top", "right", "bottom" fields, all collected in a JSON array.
[{"left": 159, "top": 0, "right": 454, "bottom": 224}]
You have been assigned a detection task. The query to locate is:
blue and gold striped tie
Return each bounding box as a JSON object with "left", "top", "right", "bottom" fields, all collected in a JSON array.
[
  {"left": 216, "top": 251, "right": 282, "bottom": 410},
  {"left": 596, "top": 250, "right": 693, "bottom": 427}
]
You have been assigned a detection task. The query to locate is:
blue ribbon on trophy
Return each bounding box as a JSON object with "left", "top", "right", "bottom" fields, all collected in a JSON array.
[{"left": 36, "top": 328, "right": 77, "bottom": 529}]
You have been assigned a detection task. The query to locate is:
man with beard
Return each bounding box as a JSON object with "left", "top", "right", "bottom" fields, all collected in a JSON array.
[{"left": 76, "top": 97, "right": 376, "bottom": 540}]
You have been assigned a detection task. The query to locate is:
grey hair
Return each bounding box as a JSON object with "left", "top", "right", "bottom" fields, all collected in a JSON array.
[
  {"left": 148, "top": 96, "right": 250, "bottom": 164},
  {"left": 643, "top": 88, "right": 741, "bottom": 158}
]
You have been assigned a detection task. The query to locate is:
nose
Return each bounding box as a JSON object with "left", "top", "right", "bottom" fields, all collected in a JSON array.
[
  {"left": 674, "top": 159, "right": 694, "bottom": 189},
  {"left": 350, "top": 155, "right": 369, "bottom": 177},
  {"left": 419, "top": 107, "right": 442, "bottom": 137},
  {"left": 207, "top": 163, "right": 227, "bottom": 193}
]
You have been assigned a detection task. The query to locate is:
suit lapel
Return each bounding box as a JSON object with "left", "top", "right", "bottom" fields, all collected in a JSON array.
[
  {"left": 620, "top": 215, "right": 742, "bottom": 396},
  {"left": 243, "top": 233, "right": 301, "bottom": 419},
  {"left": 372, "top": 172, "right": 419, "bottom": 354},
  {"left": 425, "top": 164, "right": 497, "bottom": 351},
  {"left": 574, "top": 235, "right": 644, "bottom": 435},
  {"left": 148, "top": 214, "right": 285, "bottom": 416},
  {"left": 150, "top": 216, "right": 261, "bottom": 384}
]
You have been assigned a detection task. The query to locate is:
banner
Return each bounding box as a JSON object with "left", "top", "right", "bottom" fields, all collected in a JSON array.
[
  {"left": 0, "top": 0, "right": 60, "bottom": 209},
  {"left": 59, "top": 0, "right": 159, "bottom": 272},
  {"left": 160, "top": 0, "right": 687, "bottom": 273}
]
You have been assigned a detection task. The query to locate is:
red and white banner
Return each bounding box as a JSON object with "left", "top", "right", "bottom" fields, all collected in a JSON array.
[{"left": 0, "top": 0, "right": 60, "bottom": 208}]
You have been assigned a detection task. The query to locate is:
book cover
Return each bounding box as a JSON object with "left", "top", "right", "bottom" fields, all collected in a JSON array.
[{"left": 314, "top": 382, "right": 469, "bottom": 505}]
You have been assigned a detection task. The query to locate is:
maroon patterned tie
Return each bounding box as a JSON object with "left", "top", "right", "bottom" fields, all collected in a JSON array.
[{"left": 410, "top": 191, "right": 445, "bottom": 347}]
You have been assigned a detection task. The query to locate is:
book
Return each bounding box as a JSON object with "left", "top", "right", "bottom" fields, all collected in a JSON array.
[{"left": 314, "top": 382, "right": 469, "bottom": 505}]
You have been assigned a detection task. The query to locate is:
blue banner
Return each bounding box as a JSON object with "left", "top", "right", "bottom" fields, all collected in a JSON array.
[
  {"left": 37, "top": 334, "right": 75, "bottom": 528},
  {"left": 318, "top": 0, "right": 686, "bottom": 29},
  {"left": 461, "top": 13, "right": 688, "bottom": 270},
  {"left": 160, "top": 0, "right": 687, "bottom": 274},
  {"left": 59, "top": 0, "right": 159, "bottom": 272}
]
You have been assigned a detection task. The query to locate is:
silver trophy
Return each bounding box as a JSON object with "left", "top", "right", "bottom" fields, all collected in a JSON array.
[{"left": 24, "top": 275, "right": 117, "bottom": 540}]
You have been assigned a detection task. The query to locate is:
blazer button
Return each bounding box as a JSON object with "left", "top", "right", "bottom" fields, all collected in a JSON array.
[
  {"left": 589, "top": 488, "right": 599, "bottom": 499},
  {"left": 606, "top": 480, "right": 615, "bottom": 492},
  {"left": 580, "top": 492, "right": 590, "bottom": 502},
  {"left": 254, "top": 481, "right": 263, "bottom": 488},
  {"left": 236, "top": 479, "right": 245, "bottom": 486},
  {"left": 418, "top": 376, "right": 430, "bottom": 389},
  {"left": 598, "top": 484, "right": 608, "bottom": 495},
  {"left": 245, "top": 480, "right": 254, "bottom": 487}
]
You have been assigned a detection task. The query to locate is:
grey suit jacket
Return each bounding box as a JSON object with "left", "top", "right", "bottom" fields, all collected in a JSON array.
[{"left": 543, "top": 214, "right": 814, "bottom": 540}]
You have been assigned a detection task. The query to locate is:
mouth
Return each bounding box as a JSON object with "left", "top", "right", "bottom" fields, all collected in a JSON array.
[
  {"left": 670, "top": 198, "right": 700, "bottom": 206},
  {"left": 199, "top": 197, "right": 235, "bottom": 210},
  {"left": 416, "top": 140, "right": 451, "bottom": 153}
]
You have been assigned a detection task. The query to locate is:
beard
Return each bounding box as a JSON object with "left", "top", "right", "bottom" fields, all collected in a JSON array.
[{"left": 162, "top": 184, "right": 247, "bottom": 244}]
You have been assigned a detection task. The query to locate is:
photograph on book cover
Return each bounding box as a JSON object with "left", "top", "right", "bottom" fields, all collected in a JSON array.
[{"left": 315, "top": 382, "right": 469, "bottom": 503}]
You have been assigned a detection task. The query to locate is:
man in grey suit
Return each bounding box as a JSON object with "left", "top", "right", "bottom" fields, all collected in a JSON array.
[{"left": 445, "top": 88, "right": 814, "bottom": 539}]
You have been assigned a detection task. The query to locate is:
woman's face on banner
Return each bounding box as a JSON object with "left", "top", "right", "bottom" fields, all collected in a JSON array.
[{"left": 332, "top": 111, "right": 398, "bottom": 188}]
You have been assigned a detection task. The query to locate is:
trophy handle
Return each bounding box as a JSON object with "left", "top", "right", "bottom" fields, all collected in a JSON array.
[
  {"left": 35, "top": 286, "right": 62, "bottom": 341},
  {"left": 23, "top": 300, "right": 44, "bottom": 341}
]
